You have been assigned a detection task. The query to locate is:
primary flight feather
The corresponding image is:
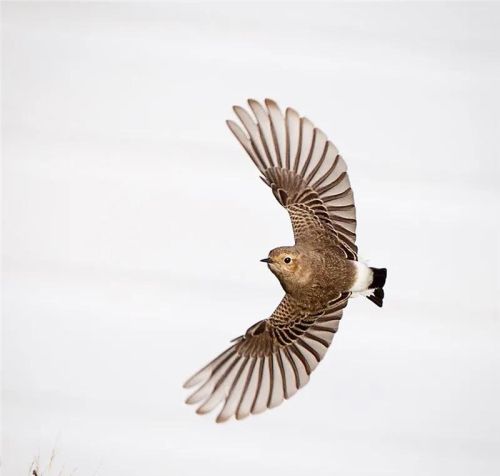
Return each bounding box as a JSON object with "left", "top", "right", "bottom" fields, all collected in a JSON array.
[{"left": 183, "top": 99, "right": 387, "bottom": 422}]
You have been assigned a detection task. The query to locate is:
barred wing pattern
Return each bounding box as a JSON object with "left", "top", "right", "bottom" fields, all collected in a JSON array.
[
  {"left": 227, "top": 99, "right": 357, "bottom": 259},
  {"left": 184, "top": 293, "right": 349, "bottom": 422}
]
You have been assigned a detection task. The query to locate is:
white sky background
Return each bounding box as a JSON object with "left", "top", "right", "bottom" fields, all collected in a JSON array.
[{"left": 2, "top": 1, "right": 499, "bottom": 475}]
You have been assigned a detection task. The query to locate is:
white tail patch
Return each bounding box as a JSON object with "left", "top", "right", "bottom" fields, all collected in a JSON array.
[{"left": 350, "top": 261, "right": 373, "bottom": 292}]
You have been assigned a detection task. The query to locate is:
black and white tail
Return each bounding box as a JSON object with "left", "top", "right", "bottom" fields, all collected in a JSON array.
[{"left": 366, "top": 267, "right": 387, "bottom": 307}]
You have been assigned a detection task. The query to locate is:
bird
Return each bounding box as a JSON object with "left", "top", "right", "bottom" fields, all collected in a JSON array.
[{"left": 183, "top": 99, "right": 387, "bottom": 423}]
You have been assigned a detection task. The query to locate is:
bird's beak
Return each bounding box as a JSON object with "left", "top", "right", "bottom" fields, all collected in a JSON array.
[{"left": 260, "top": 258, "right": 271, "bottom": 263}]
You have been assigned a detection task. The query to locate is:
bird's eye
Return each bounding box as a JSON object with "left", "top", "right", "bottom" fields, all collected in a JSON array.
[{"left": 284, "top": 257, "right": 291, "bottom": 264}]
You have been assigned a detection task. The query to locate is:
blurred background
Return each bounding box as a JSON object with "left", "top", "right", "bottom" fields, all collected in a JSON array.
[{"left": 2, "top": 2, "right": 499, "bottom": 475}]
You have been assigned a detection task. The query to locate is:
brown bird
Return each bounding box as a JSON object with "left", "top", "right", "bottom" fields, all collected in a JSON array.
[{"left": 183, "top": 99, "right": 387, "bottom": 422}]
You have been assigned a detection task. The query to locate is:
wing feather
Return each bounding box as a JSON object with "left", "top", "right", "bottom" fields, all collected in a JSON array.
[
  {"left": 285, "top": 108, "right": 301, "bottom": 170},
  {"left": 226, "top": 119, "right": 265, "bottom": 173},
  {"left": 228, "top": 99, "right": 357, "bottom": 258},
  {"left": 235, "top": 357, "right": 258, "bottom": 420},
  {"left": 265, "top": 98, "right": 286, "bottom": 168},
  {"left": 184, "top": 293, "right": 349, "bottom": 422}
]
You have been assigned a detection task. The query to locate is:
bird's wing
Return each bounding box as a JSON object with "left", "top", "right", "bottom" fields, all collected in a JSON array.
[
  {"left": 184, "top": 292, "right": 350, "bottom": 422},
  {"left": 227, "top": 99, "right": 357, "bottom": 259}
]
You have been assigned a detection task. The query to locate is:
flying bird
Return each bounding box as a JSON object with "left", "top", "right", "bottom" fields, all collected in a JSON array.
[{"left": 183, "top": 99, "right": 387, "bottom": 422}]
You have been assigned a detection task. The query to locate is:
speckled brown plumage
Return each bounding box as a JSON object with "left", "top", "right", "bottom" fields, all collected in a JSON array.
[{"left": 184, "top": 99, "right": 385, "bottom": 423}]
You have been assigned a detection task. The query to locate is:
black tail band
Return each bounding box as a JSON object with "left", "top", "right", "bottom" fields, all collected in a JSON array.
[
  {"left": 367, "top": 267, "right": 387, "bottom": 308},
  {"left": 370, "top": 267, "right": 387, "bottom": 289}
]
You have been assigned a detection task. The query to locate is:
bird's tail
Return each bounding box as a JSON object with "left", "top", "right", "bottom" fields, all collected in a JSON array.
[{"left": 366, "top": 267, "right": 387, "bottom": 307}]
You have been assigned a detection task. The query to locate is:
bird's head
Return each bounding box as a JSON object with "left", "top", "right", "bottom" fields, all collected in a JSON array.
[{"left": 260, "top": 246, "right": 311, "bottom": 293}]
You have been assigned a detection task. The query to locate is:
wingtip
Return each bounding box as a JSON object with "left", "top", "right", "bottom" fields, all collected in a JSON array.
[
  {"left": 247, "top": 98, "right": 261, "bottom": 110},
  {"left": 285, "top": 106, "right": 300, "bottom": 119},
  {"left": 301, "top": 115, "right": 314, "bottom": 126},
  {"left": 183, "top": 371, "right": 205, "bottom": 389},
  {"left": 216, "top": 413, "right": 232, "bottom": 424},
  {"left": 226, "top": 119, "right": 240, "bottom": 134},
  {"left": 264, "top": 97, "right": 279, "bottom": 108}
]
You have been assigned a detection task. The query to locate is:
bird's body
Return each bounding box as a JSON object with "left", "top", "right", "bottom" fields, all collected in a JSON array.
[
  {"left": 265, "top": 244, "right": 355, "bottom": 308},
  {"left": 184, "top": 99, "right": 387, "bottom": 422}
]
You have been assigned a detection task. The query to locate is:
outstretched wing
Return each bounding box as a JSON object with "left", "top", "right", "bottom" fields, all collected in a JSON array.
[
  {"left": 183, "top": 293, "right": 350, "bottom": 422},
  {"left": 227, "top": 99, "right": 357, "bottom": 259}
]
